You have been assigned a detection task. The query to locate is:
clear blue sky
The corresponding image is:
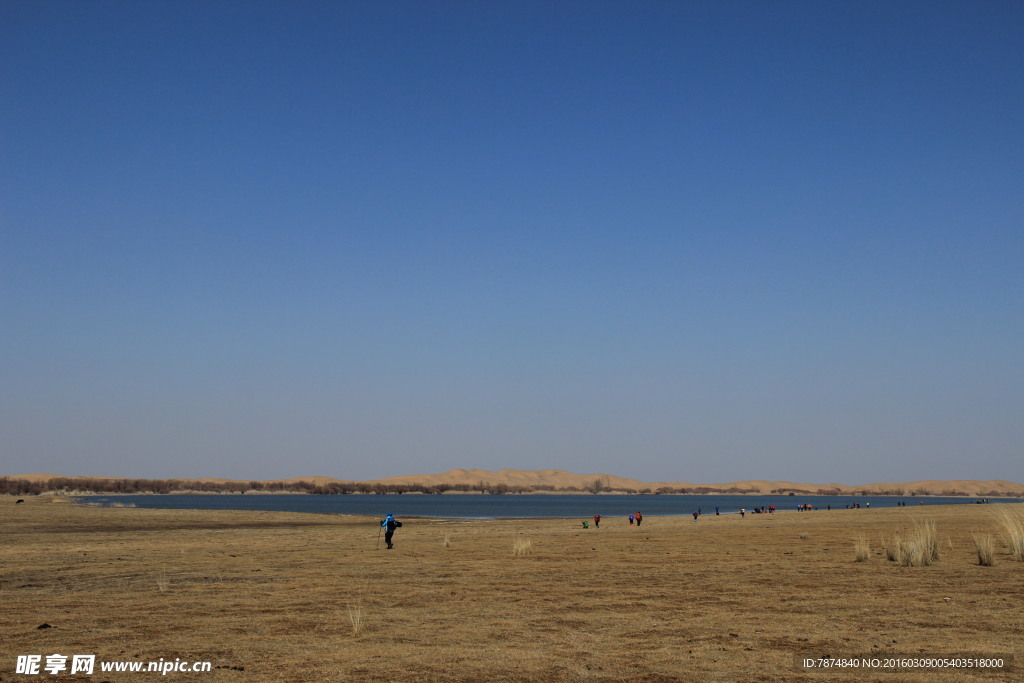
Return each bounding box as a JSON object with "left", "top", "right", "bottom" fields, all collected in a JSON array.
[{"left": 2, "top": 1, "right": 1022, "bottom": 484}]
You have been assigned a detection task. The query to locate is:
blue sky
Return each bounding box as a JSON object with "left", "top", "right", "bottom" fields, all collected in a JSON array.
[{"left": 2, "top": 1, "right": 1022, "bottom": 484}]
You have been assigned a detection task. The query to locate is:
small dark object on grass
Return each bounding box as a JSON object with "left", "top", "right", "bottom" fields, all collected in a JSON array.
[
  {"left": 16, "top": 499, "right": 24, "bottom": 504},
  {"left": 37, "top": 623, "right": 52, "bottom": 629}
]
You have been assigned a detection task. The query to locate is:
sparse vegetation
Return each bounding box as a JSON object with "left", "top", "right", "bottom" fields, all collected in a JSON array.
[
  {"left": 512, "top": 537, "right": 532, "bottom": 555},
  {"left": 885, "top": 532, "right": 901, "bottom": 562},
  {"left": 992, "top": 506, "right": 1024, "bottom": 561},
  {"left": 971, "top": 532, "right": 995, "bottom": 566},
  {"left": 853, "top": 536, "right": 870, "bottom": 562},
  {"left": 347, "top": 600, "right": 363, "bottom": 636},
  {"left": 886, "top": 521, "right": 939, "bottom": 566}
]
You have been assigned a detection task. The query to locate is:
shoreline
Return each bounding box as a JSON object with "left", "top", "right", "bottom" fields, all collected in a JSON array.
[{"left": 42, "top": 493, "right": 1024, "bottom": 524}]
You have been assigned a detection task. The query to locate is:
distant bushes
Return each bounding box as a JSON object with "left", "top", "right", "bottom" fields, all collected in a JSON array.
[
  {"left": 1, "top": 476, "right": 762, "bottom": 496},
  {"left": 5, "top": 474, "right": 1021, "bottom": 498},
  {"left": 0, "top": 477, "right": 46, "bottom": 496},
  {"left": 655, "top": 486, "right": 759, "bottom": 495}
]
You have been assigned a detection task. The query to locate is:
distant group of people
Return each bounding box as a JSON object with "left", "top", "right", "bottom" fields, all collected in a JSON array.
[{"left": 584, "top": 512, "right": 645, "bottom": 529}]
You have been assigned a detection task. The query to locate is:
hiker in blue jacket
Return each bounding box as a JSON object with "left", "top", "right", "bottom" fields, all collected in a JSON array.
[{"left": 381, "top": 513, "right": 402, "bottom": 549}]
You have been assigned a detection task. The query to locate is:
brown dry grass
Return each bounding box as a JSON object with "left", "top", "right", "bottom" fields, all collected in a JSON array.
[
  {"left": 993, "top": 505, "right": 1024, "bottom": 561},
  {"left": 1, "top": 496, "right": 1021, "bottom": 681},
  {"left": 853, "top": 536, "right": 870, "bottom": 562},
  {"left": 972, "top": 532, "right": 997, "bottom": 567},
  {"left": 886, "top": 520, "right": 941, "bottom": 567}
]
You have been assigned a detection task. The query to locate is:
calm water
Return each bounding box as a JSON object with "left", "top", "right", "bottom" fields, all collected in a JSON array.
[{"left": 77, "top": 493, "right": 1019, "bottom": 519}]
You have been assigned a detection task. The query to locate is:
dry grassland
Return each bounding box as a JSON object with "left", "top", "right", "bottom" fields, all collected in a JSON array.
[{"left": 1, "top": 497, "right": 1021, "bottom": 681}]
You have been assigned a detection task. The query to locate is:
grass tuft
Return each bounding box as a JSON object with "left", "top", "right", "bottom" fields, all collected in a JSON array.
[
  {"left": 885, "top": 521, "right": 938, "bottom": 566},
  {"left": 992, "top": 506, "right": 1024, "bottom": 561},
  {"left": 347, "top": 600, "right": 363, "bottom": 636},
  {"left": 884, "top": 532, "right": 900, "bottom": 562},
  {"left": 513, "top": 537, "right": 532, "bottom": 556},
  {"left": 853, "top": 536, "right": 870, "bottom": 562},
  {"left": 923, "top": 520, "right": 940, "bottom": 562},
  {"left": 971, "top": 532, "right": 996, "bottom": 566}
]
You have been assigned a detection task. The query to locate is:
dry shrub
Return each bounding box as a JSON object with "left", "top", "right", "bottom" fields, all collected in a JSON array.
[
  {"left": 347, "top": 600, "right": 363, "bottom": 636},
  {"left": 885, "top": 532, "right": 900, "bottom": 562},
  {"left": 887, "top": 521, "right": 939, "bottom": 566},
  {"left": 922, "top": 520, "right": 940, "bottom": 562},
  {"left": 513, "top": 537, "right": 532, "bottom": 556},
  {"left": 853, "top": 536, "right": 870, "bottom": 562},
  {"left": 971, "top": 533, "right": 996, "bottom": 566},
  {"left": 442, "top": 533, "right": 452, "bottom": 549},
  {"left": 992, "top": 506, "right": 1024, "bottom": 561}
]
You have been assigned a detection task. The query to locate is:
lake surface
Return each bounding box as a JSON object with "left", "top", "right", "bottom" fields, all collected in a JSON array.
[{"left": 77, "top": 493, "right": 1019, "bottom": 519}]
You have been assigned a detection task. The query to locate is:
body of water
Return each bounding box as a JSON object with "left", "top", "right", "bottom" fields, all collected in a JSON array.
[{"left": 76, "top": 493, "right": 1019, "bottom": 519}]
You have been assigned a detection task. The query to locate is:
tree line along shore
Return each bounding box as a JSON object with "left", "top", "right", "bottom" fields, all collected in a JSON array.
[{"left": 3, "top": 476, "right": 1021, "bottom": 498}]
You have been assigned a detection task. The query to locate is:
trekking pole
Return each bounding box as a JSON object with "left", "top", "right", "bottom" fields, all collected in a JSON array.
[{"left": 376, "top": 524, "right": 382, "bottom": 550}]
